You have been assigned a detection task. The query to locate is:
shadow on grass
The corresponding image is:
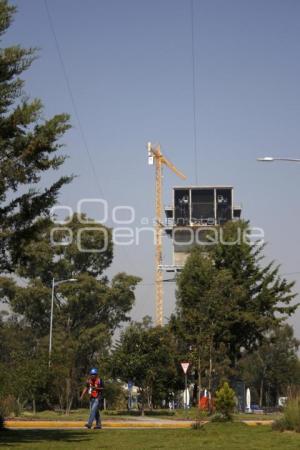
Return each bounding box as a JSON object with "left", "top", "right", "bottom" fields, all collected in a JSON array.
[{"left": 0, "top": 429, "right": 92, "bottom": 447}]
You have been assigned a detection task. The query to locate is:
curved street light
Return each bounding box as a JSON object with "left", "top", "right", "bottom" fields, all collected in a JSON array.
[
  {"left": 257, "top": 157, "right": 300, "bottom": 162},
  {"left": 49, "top": 277, "right": 77, "bottom": 367}
]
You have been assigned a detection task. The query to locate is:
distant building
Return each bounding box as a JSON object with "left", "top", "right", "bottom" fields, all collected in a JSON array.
[{"left": 164, "top": 186, "right": 242, "bottom": 270}]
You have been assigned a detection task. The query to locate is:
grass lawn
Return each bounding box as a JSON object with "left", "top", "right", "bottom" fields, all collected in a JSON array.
[
  {"left": 16, "top": 408, "right": 281, "bottom": 422},
  {"left": 19, "top": 408, "right": 189, "bottom": 422},
  {"left": 1, "top": 423, "right": 300, "bottom": 449}
]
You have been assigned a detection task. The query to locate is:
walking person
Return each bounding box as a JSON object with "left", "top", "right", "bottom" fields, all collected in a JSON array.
[{"left": 80, "top": 367, "right": 104, "bottom": 429}]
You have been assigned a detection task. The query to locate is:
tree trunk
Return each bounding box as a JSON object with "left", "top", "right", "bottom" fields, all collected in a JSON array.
[
  {"left": 140, "top": 389, "right": 145, "bottom": 416},
  {"left": 148, "top": 390, "right": 152, "bottom": 410},
  {"left": 58, "top": 394, "right": 64, "bottom": 412},
  {"left": 208, "top": 350, "right": 212, "bottom": 391},
  {"left": 208, "top": 341, "right": 213, "bottom": 413},
  {"left": 197, "top": 349, "right": 202, "bottom": 403},
  {"left": 32, "top": 397, "right": 36, "bottom": 415},
  {"left": 66, "top": 396, "right": 73, "bottom": 415},
  {"left": 259, "top": 379, "right": 264, "bottom": 408},
  {"left": 65, "top": 377, "right": 72, "bottom": 415},
  {"left": 16, "top": 397, "right": 22, "bottom": 416}
]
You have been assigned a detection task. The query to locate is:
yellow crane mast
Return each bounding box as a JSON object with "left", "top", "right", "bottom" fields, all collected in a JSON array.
[{"left": 147, "top": 142, "right": 187, "bottom": 326}]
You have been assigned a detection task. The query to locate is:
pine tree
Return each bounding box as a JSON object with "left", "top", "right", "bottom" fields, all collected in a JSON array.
[
  {"left": 0, "top": 0, "right": 72, "bottom": 272},
  {"left": 215, "top": 382, "right": 235, "bottom": 420},
  {"left": 174, "top": 221, "right": 298, "bottom": 378}
]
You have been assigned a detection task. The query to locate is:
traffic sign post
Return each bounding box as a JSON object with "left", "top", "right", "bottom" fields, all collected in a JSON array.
[{"left": 181, "top": 362, "right": 189, "bottom": 409}]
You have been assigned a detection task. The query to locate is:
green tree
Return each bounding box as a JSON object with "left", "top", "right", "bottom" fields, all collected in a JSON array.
[
  {"left": 173, "top": 255, "right": 240, "bottom": 398},
  {"left": 173, "top": 221, "right": 297, "bottom": 397},
  {"left": 211, "top": 221, "right": 297, "bottom": 359},
  {"left": 112, "top": 318, "right": 178, "bottom": 414},
  {"left": 0, "top": 0, "right": 72, "bottom": 272},
  {"left": 0, "top": 214, "right": 140, "bottom": 413},
  {"left": 239, "top": 324, "right": 300, "bottom": 407},
  {"left": 0, "top": 314, "right": 49, "bottom": 414},
  {"left": 215, "top": 382, "right": 235, "bottom": 421}
]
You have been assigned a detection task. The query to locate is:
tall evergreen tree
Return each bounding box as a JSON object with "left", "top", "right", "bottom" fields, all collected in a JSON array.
[
  {"left": 0, "top": 0, "right": 72, "bottom": 272},
  {"left": 173, "top": 221, "right": 298, "bottom": 384}
]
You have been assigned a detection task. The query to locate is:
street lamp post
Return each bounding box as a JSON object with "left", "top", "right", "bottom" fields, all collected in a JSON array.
[{"left": 49, "top": 277, "right": 77, "bottom": 367}]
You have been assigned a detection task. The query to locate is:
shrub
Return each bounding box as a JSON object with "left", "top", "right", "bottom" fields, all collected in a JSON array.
[
  {"left": 273, "top": 397, "right": 300, "bottom": 433},
  {"left": 103, "top": 381, "right": 127, "bottom": 410},
  {"left": 214, "top": 382, "right": 235, "bottom": 421},
  {"left": 211, "top": 412, "right": 230, "bottom": 422},
  {"left": 191, "top": 420, "right": 205, "bottom": 430},
  {"left": 0, "top": 395, "right": 21, "bottom": 418},
  {"left": 272, "top": 418, "right": 287, "bottom": 432}
]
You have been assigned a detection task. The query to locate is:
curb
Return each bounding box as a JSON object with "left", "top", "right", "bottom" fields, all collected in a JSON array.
[
  {"left": 244, "top": 420, "right": 273, "bottom": 426},
  {"left": 5, "top": 419, "right": 274, "bottom": 430},
  {"left": 5, "top": 420, "right": 193, "bottom": 429}
]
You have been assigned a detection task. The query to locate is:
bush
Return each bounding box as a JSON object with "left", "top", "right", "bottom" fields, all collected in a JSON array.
[
  {"left": 214, "top": 382, "right": 235, "bottom": 421},
  {"left": 103, "top": 381, "right": 127, "bottom": 410},
  {"left": 272, "top": 418, "right": 288, "bottom": 432},
  {"left": 0, "top": 395, "right": 21, "bottom": 418},
  {"left": 191, "top": 420, "right": 205, "bottom": 430},
  {"left": 211, "top": 412, "right": 231, "bottom": 422},
  {"left": 273, "top": 397, "right": 300, "bottom": 433}
]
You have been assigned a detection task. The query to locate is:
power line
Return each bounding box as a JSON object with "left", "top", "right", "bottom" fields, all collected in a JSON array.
[
  {"left": 44, "top": 0, "right": 104, "bottom": 198},
  {"left": 190, "top": 0, "right": 199, "bottom": 184},
  {"left": 43, "top": 2, "right": 167, "bottom": 292}
]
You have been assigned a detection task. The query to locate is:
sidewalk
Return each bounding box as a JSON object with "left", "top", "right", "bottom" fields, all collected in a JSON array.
[
  {"left": 5, "top": 418, "right": 274, "bottom": 429},
  {"left": 5, "top": 418, "right": 193, "bottom": 429}
]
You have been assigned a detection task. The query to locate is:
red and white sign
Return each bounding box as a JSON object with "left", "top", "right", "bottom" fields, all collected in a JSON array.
[{"left": 181, "top": 362, "right": 189, "bottom": 374}]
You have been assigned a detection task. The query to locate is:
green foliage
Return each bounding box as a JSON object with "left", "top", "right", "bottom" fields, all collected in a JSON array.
[
  {"left": 0, "top": 315, "right": 50, "bottom": 414},
  {"left": 0, "top": 395, "right": 21, "bottom": 417},
  {"left": 0, "top": 213, "right": 140, "bottom": 334},
  {"left": 215, "top": 382, "right": 235, "bottom": 421},
  {"left": 173, "top": 221, "right": 297, "bottom": 387},
  {"left": 104, "top": 381, "right": 127, "bottom": 410},
  {"left": 0, "top": 0, "right": 72, "bottom": 271},
  {"left": 273, "top": 397, "right": 300, "bottom": 432},
  {"left": 16, "top": 213, "right": 114, "bottom": 281},
  {"left": 0, "top": 213, "right": 140, "bottom": 413},
  {"left": 211, "top": 412, "right": 231, "bottom": 422},
  {"left": 112, "top": 319, "right": 178, "bottom": 413},
  {"left": 239, "top": 324, "right": 300, "bottom": 406}
]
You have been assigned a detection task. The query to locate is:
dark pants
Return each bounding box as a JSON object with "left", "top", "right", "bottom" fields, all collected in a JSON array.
[{"left": 88, "top": 397, "right": 101, "bottom": 427}]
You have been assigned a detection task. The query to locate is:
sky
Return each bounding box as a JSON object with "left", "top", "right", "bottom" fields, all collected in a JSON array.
[{"left": 5, "top": 0, "right": 300, "bottom": 335}]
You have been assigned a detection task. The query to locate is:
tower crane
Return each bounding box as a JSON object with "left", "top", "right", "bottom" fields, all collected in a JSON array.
[{"left": 147, "top": 142, "right": 187, "bottom": 326}]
